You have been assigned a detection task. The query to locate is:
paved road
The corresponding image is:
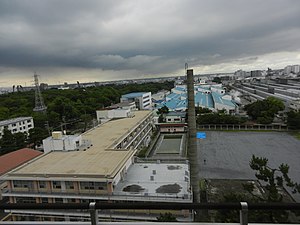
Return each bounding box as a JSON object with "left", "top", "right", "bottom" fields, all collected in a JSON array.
[{"left": 197, "top": 131, "right": 300, "bottom": 200}]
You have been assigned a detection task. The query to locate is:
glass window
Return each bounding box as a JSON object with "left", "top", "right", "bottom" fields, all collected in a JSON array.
[
  {"left": 65, "top": 181, "right": 74, "bottom": 189},
  {"left": 39, "top": 181, "right": 46, "bottom": 189},
  {"left": 52, "top": 181, "right": 61, "bottom": 189}
]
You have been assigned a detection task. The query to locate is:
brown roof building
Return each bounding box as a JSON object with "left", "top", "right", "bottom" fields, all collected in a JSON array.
[{"left": 0, "top": 148, "right": 42, "bottom": 176}]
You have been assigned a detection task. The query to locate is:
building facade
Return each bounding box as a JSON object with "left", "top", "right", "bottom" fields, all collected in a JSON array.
[
  {"left": 120, "top": 92, "right": 152, "bottom": 110},
  {"left": 1, "top": 111, "right": 162, "bottom": 220},
  {"left": 0, "top": 117, "right": 34, "bottom": 139}
]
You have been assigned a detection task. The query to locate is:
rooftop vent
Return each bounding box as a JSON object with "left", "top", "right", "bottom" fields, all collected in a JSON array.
[{"left": 52, "top": 131, "right": 63, "bottom": 140}]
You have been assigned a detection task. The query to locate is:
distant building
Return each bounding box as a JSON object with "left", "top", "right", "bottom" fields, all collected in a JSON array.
[
  {"left": 121, "top": 92, "right": 152, "bottom": 110},
  {"left": 165, "top": 112, "right": 186, "bottom": 123},
  {"left": 250, "top": 70, "right": 262, "bottom": 77},
  {"left": 234, "top": 70, "right": 247, "bottom": 78},
  {"left": 156, "top": 84, "right": 237, "bottom": 114},
  {"left": 284, "top": 65, "right": 300, "bottom": 74},
  {"left": 39, "top": 83, "right": 48, "bottom": 91},
  {"left": 152, "top": 90, "right": 170, "bottom": 103},
  {"left": 0, "top": 117, "right": 34, "bottom": 139},
  {"left": 96, "top": 101, "right": 136, "bottom": 122}
]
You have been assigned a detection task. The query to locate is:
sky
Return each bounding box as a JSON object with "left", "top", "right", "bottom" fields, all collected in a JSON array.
[{"left": 0, "top": 0, "right": 300, "bottom": 87}]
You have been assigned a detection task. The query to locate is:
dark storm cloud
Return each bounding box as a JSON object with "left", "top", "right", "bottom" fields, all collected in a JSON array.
[{"left": 0, "top": 0, "right": 300, "bottom": 85}]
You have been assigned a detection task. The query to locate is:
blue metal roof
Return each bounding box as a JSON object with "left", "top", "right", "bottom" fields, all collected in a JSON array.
[
  {"left": 211, "top": 92, "right": 236, "bottom": 107},
  {"left": 195, "top": 92, "right": 214, "bottom": 108},
  {"left": 122, "top": 92, "right": 148, "bottom": 98},
  {"left": 166, "top": 92, "right": 180, "bottom": 100},
  {"left": 174, "top": 86, "right": 186, "bottom": 92}
]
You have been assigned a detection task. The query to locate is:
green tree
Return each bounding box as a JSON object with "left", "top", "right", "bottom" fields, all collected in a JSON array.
[
  {"left": 0, "top": 128, "right": 15, "bottom": 155},
  {"left": 212, "top": 77, "right": 222, "bottom": 84},
  {"left": 244, "top": 97, "right": 284, "bottom": 124},
  {"left": 157, "top": 212, "right": 177, "bottom": 222},
  {"left": 0, "top": 106, "right": 10, "bottom": 120},
  {"left": 80, "top": 114, "right": 93, "bottom": 132},
  {"left": 242, "top": 155, "right": 300, "bottom": 222},
  {"left": 14, "top": 132, "right": 27, "bottom": 149},
  {"left": 157, "top": 106, "right": 169, "bottom": 123},
  {"left": 287, "top": 111, "right": 300, "bottom": 129},
  {"left": 28, "top": 127, "right": 49, "bottom": 149},
  {"left": 244, "top": 155, "right": 300, "bottom": 201}
]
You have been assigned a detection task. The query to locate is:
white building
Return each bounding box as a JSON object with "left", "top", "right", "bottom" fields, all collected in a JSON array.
[
  {"left": 0, "top": 117, "right": 34, "bottom": 139},
  {"left": 292, "top": 65, "right": 300, "bottom": 74},
  {"left": 285, "top": 65, "right": 300, "bottom": 74},
  {"left": 96, "top": 108, "right": 133, "bottom": 122},
  {"left": 96, "top": 101, "right": 136, "bottom": 122},
  {"left": 165, "top": 112, "right": 186, "bottom": 123},
  {"left": 120, "top": 92, "right": 152, "bottom": 110},
  {"left": 42, "top": 131, "right": 86, "bottom": 154}
]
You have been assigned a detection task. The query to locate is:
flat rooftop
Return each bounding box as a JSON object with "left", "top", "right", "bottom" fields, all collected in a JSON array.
[
  {"left": 114, "top": 162, "right": 191, "bottom": 202},
  {"left": 6, "top": 111, "right": 152, "bottom": 181}
]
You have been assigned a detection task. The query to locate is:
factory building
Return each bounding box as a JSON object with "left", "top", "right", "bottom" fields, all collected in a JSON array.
[{"left": 156, "top": 84, "right": 237, "bottom": 114}]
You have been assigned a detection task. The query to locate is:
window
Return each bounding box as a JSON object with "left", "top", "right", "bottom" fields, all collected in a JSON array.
[
  {"left": 80, "top": 182, "right": 106, "bottom": 190},
  {"left": 65, "top": 181, "right": 74, "bottom": 189},
  {"left": 13, "top": 180, "right": 32, "bottom": 189},
  {"left": 39, "top": 181, "right": 46, "bottom": 189},
  {"left": 28, "top": 124, "right": 32, "bottom": 128},
  {"left": 16, "top": 197, "right": 36, "bottom": 203},
  {"left": 68, "top": 198, "right": 76, "bottom": 203},
  {"left": 41, "top": 198, "right": 48, "bottom": 203},
  {"left": 27, "top": 119, "right": 31, "bottom": 123},
  {"left": 54, "top": 198, "right": 63, "bottom": 203},
  {"left": 12, "top": 123, "right": 16, "bottom": 127},
  {"left": 52, "top": 181, "right": 61, "bottom": 189}
]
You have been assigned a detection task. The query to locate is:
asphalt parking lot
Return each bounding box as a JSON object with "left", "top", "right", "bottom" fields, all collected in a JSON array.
[{"left": 197, "top": 131, "right": 300, "bottom": 183}]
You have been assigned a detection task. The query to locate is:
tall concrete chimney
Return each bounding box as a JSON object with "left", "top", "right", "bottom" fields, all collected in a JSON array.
[{"left": 187, "top": 69, "right": 200, "bottom": 205}]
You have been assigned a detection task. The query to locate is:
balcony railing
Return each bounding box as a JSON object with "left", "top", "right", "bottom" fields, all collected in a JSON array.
[{"left": 1, "top": 202, "right": 300, "bottom": 225}]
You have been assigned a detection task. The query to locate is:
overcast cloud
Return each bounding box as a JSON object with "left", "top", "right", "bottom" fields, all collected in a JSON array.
[{"left": 0, "top": 0, "right": 300, "bottom": 86}]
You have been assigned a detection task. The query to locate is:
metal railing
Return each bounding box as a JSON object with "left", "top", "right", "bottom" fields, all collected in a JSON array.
[{"left": 1, "top": 202, "right": 300, "bottom": 225}]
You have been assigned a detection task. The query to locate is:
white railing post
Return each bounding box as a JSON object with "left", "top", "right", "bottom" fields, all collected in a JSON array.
[
  {"left": 240, "top": 202, "right": 248, "bottom": 225},
  {"left": 89, "top": 202, "right": 98, "bottom": 225}
]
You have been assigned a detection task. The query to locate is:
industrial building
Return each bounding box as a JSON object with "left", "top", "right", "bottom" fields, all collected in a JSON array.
[
  {"left": 1, "top": 110, "right": 191, "bottom": 221},
  {"left": 156, "top": 84, "right": 237, "bottom": 114},
  {"left": 0, "top": 117, "right": 34, "bottom": 139}
]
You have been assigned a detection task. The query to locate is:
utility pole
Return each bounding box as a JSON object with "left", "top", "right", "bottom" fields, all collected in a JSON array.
[
  {"left": 33, "top": 73, "right": 47, "bottom": 113},
  {"left": 187, "top": 69, "right": 201, "bottom": 220}
]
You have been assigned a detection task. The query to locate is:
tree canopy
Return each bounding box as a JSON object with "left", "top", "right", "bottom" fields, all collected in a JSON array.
[
  {"left": 244, "top": 97, "right": 284, "bottom": 124},
  {"left": 0, "top": 81, "right": 174, "bottom": 154}
]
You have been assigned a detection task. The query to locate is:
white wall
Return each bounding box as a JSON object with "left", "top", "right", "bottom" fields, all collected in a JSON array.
[{"left": 43, "top": 135, "right": 82, "bottom": 153}]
